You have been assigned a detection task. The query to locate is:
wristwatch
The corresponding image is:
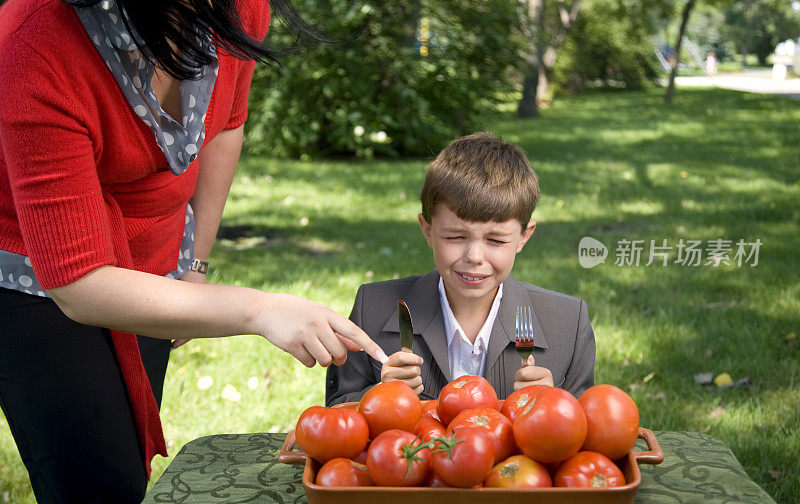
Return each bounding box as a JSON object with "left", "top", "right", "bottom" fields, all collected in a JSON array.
[{"left": 190, "top": 258, "right": 210, "bottom": 274}]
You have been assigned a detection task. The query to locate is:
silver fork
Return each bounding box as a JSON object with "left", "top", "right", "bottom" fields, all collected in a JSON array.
[{"left": 515, "top": 306, "right": 534, "bottom": 365}]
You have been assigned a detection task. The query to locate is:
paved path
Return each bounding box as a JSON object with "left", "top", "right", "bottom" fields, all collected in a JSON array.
[{"left": 675, "top": 69, "right": 800, "bottom": 99}]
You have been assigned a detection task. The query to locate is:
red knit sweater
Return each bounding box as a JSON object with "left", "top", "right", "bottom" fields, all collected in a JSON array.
[{"left": 0, "top": 0, "right": 270, "bottom": 475}]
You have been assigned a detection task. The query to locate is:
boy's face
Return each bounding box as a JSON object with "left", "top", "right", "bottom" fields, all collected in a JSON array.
[{"left": 418, "top": 204, "right": 535, "bottom": 308}]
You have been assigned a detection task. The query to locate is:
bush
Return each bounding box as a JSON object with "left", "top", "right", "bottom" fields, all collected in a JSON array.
[
  {"left": 552, "top": 0, "right": 668, "bottom": 95},
  {"left": 244, "top": 1, "right": 522, "bottom": 159}
]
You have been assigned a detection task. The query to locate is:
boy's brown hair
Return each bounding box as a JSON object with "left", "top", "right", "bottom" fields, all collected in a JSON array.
[{"left": 420, "top": 132, "right": 540, "bottom": 229}]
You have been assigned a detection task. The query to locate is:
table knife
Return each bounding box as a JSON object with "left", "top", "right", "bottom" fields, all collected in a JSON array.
[{"left": 397, "top": 299, "right": 414, "bottom": 352}]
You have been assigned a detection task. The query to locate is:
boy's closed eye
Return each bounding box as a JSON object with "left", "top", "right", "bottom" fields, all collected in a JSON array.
[{"left": 443, "top": 235, "right": 508, "bottom": 244}]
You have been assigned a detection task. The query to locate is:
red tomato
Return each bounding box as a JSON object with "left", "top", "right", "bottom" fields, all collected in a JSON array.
[
  {"left": 554, "top": 451, "right": 626, "bottom": 488},
  {"left": 484, "top": 455, "right": 553, "bottom": 488},
  {"left": 429, "top": 426, "right": 494, "bottom": 488},
  {"left": 448, "top": 407, "right": 515, "bottom": 463},
  {"left": 424, "top": 471, "right": 450, "bottom": 487},
  {"left": 437, "top": 375, "right": 498, "bottom": 426},
  {"left": 366, "top": 429, "right": 429, "bottom": 486},
  {"left": 352, "top": 449, "right": 368, "bottom": 465},
  {"left": 578, "top": 384, "right": 639, "bottom": 460},
  {"left": 315, "top": 458, "right": 373, "bottom": 487},
  {"left": 412, "top": 416, "right": 445, "bottom": 485},
  {"left": 413, "top": 416, "right": 446, "bottom": 445},
  {"left": 295, "top": 406, "right": 369, "bottom": 464},
  {"left": 421, "top": 400, "right": 440, "bottom": 421},
  {"left": 513, "top": 387, "right": 587, "bottom": 463},
  {"left": 357, "top": 381, "right": 422, "bottom": 438},
  {"left": 500, "top": 385, "right": 549, "bottom": 422}
]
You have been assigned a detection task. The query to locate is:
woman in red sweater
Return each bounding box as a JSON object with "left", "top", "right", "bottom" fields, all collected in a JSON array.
[{"left": 0, "top": 0, "right": 387, "bottom": 502}]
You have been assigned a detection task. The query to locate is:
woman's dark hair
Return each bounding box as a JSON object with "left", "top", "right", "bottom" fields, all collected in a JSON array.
[{"left": 64, "top": 0, "right": 329, "bottom": 80}]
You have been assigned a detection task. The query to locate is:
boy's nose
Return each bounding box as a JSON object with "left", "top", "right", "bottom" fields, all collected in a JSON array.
[{"left": 465, "top": 241, "right": 485, "bottom": 264}]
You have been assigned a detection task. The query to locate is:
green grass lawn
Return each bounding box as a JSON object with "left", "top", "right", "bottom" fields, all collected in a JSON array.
[{"left": 1, "top": 86, "right": 798, "bottom": 503}]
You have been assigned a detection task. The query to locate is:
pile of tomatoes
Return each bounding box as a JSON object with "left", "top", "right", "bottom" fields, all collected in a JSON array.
[{"left": 294, "top": 376, "right": 639, "bottom": 489}]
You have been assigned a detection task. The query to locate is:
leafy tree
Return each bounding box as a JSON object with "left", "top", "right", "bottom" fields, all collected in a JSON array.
[
  {"left": 516, "top": 0, "right": 582, "bottom": 118},
  {"left": 723, "top": 0, "right": 800, "bottom": 66},
  {"left": 245, "top": 1, "right": 522, "bottom": 159},
  {"left": 664, "top": 0, "right": 699, "bottom": 103},
  {"left": 684, "top": 3, "right": 732, "bottom": 60},
  {"left": 552, "top": 0, "right": 671, "bottom": 94}
]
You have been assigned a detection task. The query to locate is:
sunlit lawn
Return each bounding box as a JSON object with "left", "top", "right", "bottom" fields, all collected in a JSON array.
[{"left": 1, "top": 87, "right": 798, "bottom": 503}]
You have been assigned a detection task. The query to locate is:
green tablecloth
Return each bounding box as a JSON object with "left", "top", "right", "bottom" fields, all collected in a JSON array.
[{"left": 142, "top": 431, "right": 776, "bottom": 504}]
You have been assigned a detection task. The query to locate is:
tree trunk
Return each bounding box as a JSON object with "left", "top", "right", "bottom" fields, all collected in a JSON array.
[
  {"left": 534, "top": 0, "right": 548, "bottom": 105},
  {"left": 740, "top": 40, "right": 748, "bottom": 67},
  {"left": 537, "top": 46, "right": 558, "bottom": 106},
  {"left": 664, "top": 0, "right": 696, "bottom": 104},
  {"left": 518, "top": 48, "right": 552, "bottom": 118},
  {"left": 536, "top": 65, "right": 549, "bottom": 106},
  {"left": 517, "top": 0, "right": 544, "bottom": 118},
  {"left": 518, "top": 66, "right": 540, "bottom": 118},
  {"left": 516, "top": 0, "right": 580, "bottom": 115},
  {"left": 740, "top": 0, "right": 752, "bottom": 67}
]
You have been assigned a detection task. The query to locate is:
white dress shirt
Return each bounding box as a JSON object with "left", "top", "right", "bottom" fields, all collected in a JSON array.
[{"left": 438, "top": 278, "right": 504, "bottom": 380}]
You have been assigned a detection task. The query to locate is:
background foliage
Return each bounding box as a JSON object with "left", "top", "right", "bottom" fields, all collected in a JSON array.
[
  {"left": 245, "top": 0, "right": 523, "bottom": 159},
  {"left": 245, "top": 0, "right": 800, "bottom": 157},
  {"left": 685, "top": 4, "right": 733, "bottom": 61},
  {"left": 722, "top": 0, "right": 800, "bottom": 65},
  {"left": 551, "top": 0, "right": 671, "bottom": 94},
  {"left": 667, "top": 0, "right": 800, "bottom": 68}
]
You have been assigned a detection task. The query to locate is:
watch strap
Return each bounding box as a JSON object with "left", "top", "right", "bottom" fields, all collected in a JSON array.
[{"left": 190, "top": 258, "right": 210, "bottom": 274}]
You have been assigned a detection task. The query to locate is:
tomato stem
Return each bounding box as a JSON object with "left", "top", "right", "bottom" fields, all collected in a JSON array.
[
  {"left": 429, "top": 431, "right": 464, "bottom": 459},
  {"left": 401, "top": 440, "right": 432, "bottom": 480},
  {"left": 591, "top": 473, "right": 608, "bottom": 487},
  {"left": 499, "top": 462, "right": 520, "bottom": 478}
]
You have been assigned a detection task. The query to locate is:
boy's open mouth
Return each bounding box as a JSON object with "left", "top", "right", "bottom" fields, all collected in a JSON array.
[{"left": 455, "top": 271, "right": 489, "bottom": 283}]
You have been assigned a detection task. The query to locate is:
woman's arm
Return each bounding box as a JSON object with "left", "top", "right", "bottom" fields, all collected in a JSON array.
[
  {"left": 46, "top": 125, "right": 389, "bottom": 366},
  {"left": 47, "top": 266, "right": 388, "bottom": 368},
  {"left": 189, "top": 124, "right": 244, "bottom": 266},
  {"left": 172, "top": 124, "right": 243, "bottom": 347}
]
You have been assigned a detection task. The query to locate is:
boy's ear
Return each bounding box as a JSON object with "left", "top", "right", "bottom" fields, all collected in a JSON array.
[
  {"left": 418, "top": 213, "right": 433, "bottom": 247},
  {"left": 516, "top": 220, "right": 536, "bottom": 253}
]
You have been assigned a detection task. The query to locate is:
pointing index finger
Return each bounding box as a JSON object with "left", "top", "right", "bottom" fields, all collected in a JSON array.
[{"left": 329, "top": 311, "right": 389, "bottom": 364}]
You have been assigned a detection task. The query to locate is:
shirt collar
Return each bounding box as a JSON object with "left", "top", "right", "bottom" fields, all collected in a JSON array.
[{"left": 438, "top": 277, "right": 503, "bottom": 352}]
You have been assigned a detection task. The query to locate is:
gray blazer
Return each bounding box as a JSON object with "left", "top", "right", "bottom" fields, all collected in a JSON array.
[{"left": 325, "top": 271, "right": 595, "bottom": 406}]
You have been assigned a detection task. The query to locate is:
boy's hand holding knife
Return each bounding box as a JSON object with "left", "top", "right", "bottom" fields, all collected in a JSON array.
[{"left": 380, "top": 300, "right": 424, "bottom": 394}]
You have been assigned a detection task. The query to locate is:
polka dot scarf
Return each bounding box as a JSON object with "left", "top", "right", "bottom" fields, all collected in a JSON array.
[
  {"left": 0, "top": 1, "right": 212, "bottom": 296},
  {"left": 75, "top": 0, "right": 218, "bottom": 176}
]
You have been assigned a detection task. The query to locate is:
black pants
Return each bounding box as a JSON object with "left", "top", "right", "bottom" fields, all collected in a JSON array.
[{"left": 0, "top": 288, "right": 171, "bottom": 504}]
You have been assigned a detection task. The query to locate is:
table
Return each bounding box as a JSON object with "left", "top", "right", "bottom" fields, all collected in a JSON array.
[{"left": 142, "top": 431, "right": 776, "bottom": 504}]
